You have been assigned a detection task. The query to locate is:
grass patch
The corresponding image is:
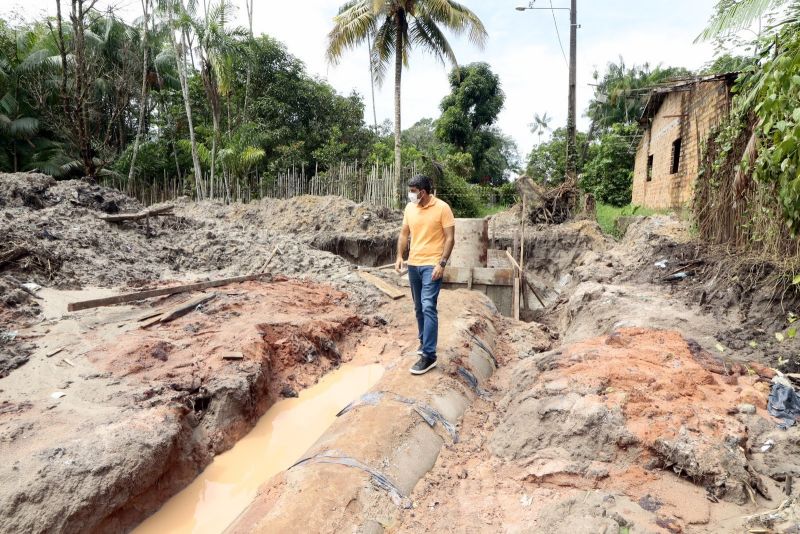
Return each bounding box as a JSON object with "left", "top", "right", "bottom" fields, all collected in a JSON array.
[
  {"left": 477, "top": 203, "right": 511, "bottom": 218},
  {"left": 596, "top": 203, "right": 665, "bottom": 238}
]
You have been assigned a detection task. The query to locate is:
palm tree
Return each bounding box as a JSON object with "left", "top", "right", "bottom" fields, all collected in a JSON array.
[
  {"left": 529, "top": 112, "right": 552, "bottom": 145},
  {"left": 697, "top": 0, "right": 788, "bottom": 41},
  {"left": 327, "top": 0, "right": 487, "bottom": 184},
  {"left": 128, "top": 0, "right": 153, "bottom": 187},
  {"left": 191, "top": 0, "right": 245, "bottom": 201},
  {"left": 158, "top": 0, "right": 205, "bottom": 199}
]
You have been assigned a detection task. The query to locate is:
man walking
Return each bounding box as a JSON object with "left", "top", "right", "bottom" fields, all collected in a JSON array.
[{"left": 395, "top": 175, "right": 455, "bottom": 375}]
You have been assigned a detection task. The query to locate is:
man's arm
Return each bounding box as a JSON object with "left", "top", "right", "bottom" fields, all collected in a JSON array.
[
  {"left": 432, "top": 225, "right": 455, "bottom": 281},
  {"left": 395, "top": 224, "right": 410, "bottom": 272}
]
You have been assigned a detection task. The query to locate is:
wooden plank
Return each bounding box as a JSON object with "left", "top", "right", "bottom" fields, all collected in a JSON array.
[
  {"left": 512, "top": 276, "right": 520, "bottom": 321},
  {"left": 505, "top": 249, "right": 521, "bottom": 273},
  {"left": 525, "top": 277, "right": 546, "bottom": 308},
  {"left": 358, "top": 271, "right": 404, "bottom": 300},
  {"left": 443, "top": 267, "right": 515, "bottom": 287},
  {"left": 0, "top": 247, "right": 29, "bottom": 268},
  {"left": 158, "top": 293, "right": 216, "bottom": 324},
  {"left": 223, "top": 352, "right": 244, "bottom": 361},
  {"left": 68, "top": 273, "right": 268, "bottom": 312},
  {"left": 96, "top": 204, "right": 174, "bottom": 222},
  {"left": 249, "top": 245, "right": 281, "bottom": 275}
]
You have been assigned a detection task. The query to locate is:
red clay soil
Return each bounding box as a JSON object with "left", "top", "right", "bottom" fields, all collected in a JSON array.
[
  {"left": 0, "top": 277, "right": 376, "bottom": 534},
  {"left": 87, "top": 278, "right": 362, "bottom": 407},
  {"left": 393, "top": 327, "right": 783, "bottom": 534}
]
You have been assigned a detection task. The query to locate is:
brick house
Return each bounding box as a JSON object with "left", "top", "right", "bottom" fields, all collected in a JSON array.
[{"left": 632, "top": 73, "right": 737, "bottom": 209}]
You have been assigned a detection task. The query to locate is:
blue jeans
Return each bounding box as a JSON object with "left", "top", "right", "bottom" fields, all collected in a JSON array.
[{"left": 408, "top": 265, "right": 443, "bottom": 359}]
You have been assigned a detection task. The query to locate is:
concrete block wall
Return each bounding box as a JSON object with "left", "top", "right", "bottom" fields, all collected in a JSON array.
[{"left": 632, "top": 80, "right": 731, "bottom": 210}]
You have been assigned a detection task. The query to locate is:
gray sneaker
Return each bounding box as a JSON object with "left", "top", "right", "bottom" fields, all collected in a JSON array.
[{"left": 410, "top": 355, "right": 437, "bottom": 375}]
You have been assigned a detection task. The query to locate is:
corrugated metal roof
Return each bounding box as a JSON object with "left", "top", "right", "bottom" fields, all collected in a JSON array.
[{"left": 639, "top": 72, "right": 739, "bottom": 122}]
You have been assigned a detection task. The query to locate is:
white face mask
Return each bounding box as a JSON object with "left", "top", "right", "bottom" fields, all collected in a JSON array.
[{"left": 408, "top": 191, "right": 420, "bottom": 204}]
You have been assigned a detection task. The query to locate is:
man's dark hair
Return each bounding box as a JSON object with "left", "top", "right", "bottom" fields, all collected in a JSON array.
[{"left": 408, "top": 174, "right": 433, "bottom": 194}]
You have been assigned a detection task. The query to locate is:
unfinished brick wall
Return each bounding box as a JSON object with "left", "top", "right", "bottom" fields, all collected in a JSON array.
[{"left": 632, "top": 80, "right": 732, "bottom": 210}]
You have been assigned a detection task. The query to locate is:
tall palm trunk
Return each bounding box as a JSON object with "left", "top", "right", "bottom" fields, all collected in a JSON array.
[
  {"left": 393, "top": 16, "right": 403, "bottom": 189},
  {"left": 128, "top": 0, "right": 150, "bottom": 187},
  {"left": 368, "top": 36, "right": 378, "bottom": 132},
  {"left": 243, "top": 0, "right": 253, "bottom": 122},
  {"left": 169, "top": 9, "right": 204, "bottom": 200}
]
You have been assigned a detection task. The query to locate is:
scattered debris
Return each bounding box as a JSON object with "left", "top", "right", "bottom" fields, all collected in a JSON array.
[
  {"left": 768, "top": 383, "right": 800, "bottom": 429},
  {"left": 69, "top": 275, "right": 254, "bottom": 312},
  {"left": 95, "top": 204, "right": 174, "bottom": 223}
]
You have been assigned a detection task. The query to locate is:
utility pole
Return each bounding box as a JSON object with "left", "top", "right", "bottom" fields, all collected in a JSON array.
[
  {"left": 516, "top": 1, "right": 578, "bottom": 181},
  {"left": 566, "top": 0, "right": 577, "bottom": 181}
]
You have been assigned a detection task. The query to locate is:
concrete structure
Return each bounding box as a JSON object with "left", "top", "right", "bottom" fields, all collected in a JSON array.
[
  {"left": 443, "top": 218, "right": 517, "bottom": 317},
  {"left": 632, "top": 73, "right": 737, "bottom": 209},
  {"left": 450, "top": 218, "right": 488, "bottom": 268}
]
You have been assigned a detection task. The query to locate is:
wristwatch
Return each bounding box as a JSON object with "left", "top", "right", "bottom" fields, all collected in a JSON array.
[{"left": 439, "top": 259, "right": 448, "bottom": 268}]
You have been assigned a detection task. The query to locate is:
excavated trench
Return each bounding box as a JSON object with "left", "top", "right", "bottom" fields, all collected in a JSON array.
[
  {"left": 133, "top": 363, "right": 385, "bottom": 534},
  {"left": 311, "top": 235, "right": 397, "bottom": 267},
  {"left": 105, "top": 282, "right": 503, "bottom": 534}
]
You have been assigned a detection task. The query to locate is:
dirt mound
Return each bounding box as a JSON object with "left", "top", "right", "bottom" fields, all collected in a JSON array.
[
  {"left": 176, "top": 195, "right": 402, "bottom": 265},
  {"left": 0, "top": 174, "right": 395, "bottom": 303},
  {"left": 1, "top": 173, "right": 403, "bottom": 381},
  {"left": 396, "top": 326, "right": 795, "bottom": 533},
  {"left": 494, "top": 328, "right": 777, "bottom": 503}
]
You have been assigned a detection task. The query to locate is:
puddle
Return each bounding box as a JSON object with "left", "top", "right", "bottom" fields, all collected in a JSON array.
[{"left": 132, "top": 363, "right": 385, "bottom": 534}]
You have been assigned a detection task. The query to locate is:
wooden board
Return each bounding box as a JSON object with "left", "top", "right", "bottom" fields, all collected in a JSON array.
[
  {"left": 68, "top": 273, "right": 268, "bottom": 312},
  {"left": 96, "top": 204, "right": 174, "bottom": 222},
  {"left": 358, "top": 271, "right": 405, "bottom": 300},
  {"left": 443, "top": 267, "right": 515, "bottom": 287},
  {"left": 512, "top": 276, "right": 520, "bottom": 320},
  {"left": 505, "top": 249, "right": 521, "bottom": 272}
]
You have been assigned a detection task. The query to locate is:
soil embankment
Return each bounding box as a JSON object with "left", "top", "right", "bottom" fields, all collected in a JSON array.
[
  {"left": 391, "top": 215, "right": 800, "bottom": 533},
  {"left": 5, "top": 170, "right": 800, "bottom": 533}
]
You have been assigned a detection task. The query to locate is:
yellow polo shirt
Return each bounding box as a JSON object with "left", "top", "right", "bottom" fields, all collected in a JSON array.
[{"left": 402, "top": 197, "right": 456, "bottom": 266}]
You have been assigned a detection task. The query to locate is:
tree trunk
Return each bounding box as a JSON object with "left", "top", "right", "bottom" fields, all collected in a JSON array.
[
  {"left": 243, "top": 0, "right": 253, "bottom": 123},
  {"left": 368, "top": 36, "right": 378, "bottom": 133},
  {"left": 169, "top": 8, "right": 204, "bottom": 199},
  {"left": 393, "top": 16, "right": 403, "bottom": 189},
  {"left": 70, "top": 0, "right": 96, "bottom": 180},
  {"left": 128, "top": 0, "right": 150, "bottom": 186}
]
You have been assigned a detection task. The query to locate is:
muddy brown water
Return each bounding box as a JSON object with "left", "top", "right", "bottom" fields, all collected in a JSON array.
[{"left": 132, "top": 363, "right": 385, "bottom": 534}]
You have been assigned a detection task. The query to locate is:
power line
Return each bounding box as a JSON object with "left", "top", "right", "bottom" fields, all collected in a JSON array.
[{"left": 548, "top": 0, "right": 568, "bottom": 66}]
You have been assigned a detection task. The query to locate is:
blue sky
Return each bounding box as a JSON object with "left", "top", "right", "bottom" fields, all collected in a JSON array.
[{"left": 4, "top": 0, "right": 720, "bottom": 160}]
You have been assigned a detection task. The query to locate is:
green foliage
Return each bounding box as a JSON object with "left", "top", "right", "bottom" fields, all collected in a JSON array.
[
  {"left": 702, "top": 53, "right": 757, "bottom": 74},
  {"left": 436, "top": 63, "right": 504, "bottom": 147},
  {"left": 434, "top": 153, "right": 483, "bottom": 218},
  {"left": 587, "top": 59, "right": 693, "bottom": 131},
  {"left": 241, "top": 36, "right": 373, "bottom": 171},
  {"left": 595, "top": 203, "right": 662, "bottom": 238},
  {"left": 435, "top": 62, "right": 516, "bottom": 184},
  {"left": 696, "top": 0, "right": 789, "bottom": 42},
  {"left": 526, "top": 127, "right": 591, "bottom": 184},
  {"left": 580, "top": 124, "right": 639, "bottom": 206},
  {"left": 702, "top": 8, "right": 800, "bottom": 241},
  {"left": 748, "top": 40, "right": 800, "bottom": 233}
]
